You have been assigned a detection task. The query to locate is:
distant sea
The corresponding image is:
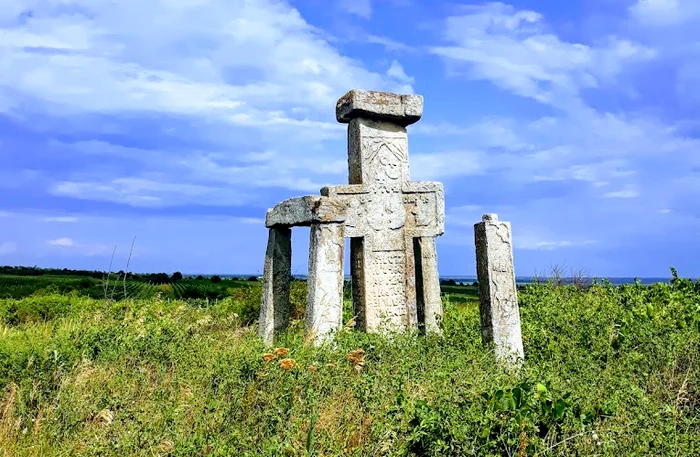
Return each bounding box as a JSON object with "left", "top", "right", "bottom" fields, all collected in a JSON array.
[{"left": 216, "top": 274, "right": 675, "bottom": 286}]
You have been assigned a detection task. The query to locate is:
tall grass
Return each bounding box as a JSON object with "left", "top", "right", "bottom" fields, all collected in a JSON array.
[{"left": 0, "top": 274, "right": 698, "bottom": 456}]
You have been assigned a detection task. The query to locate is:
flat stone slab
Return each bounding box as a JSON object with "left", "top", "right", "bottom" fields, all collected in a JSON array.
[
  {"left": 265, "top": 196, "right": 347, "bottom": 228},
  {"left": 336, "top": 90, "right": 423, "bottom": 126}
]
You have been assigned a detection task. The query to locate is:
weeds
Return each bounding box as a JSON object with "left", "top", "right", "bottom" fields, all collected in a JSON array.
[{"left": 0, "top": 270, "right": 698, "bottom": 455}]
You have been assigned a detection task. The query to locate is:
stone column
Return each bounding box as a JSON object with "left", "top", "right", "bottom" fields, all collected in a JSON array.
[
  {"left": 258, "top": 227, "right": 292, "bottom": 347},
  {"left": 474, "top": 214, "right": 524, "bottom": 367},
  {"left": 417, "top": 237, "right": 443, "bottom": 334},
  {"left": 337, "top": 90, "right": 422, "bottom": 334},
  {"left": 306, "top": 222, "right": 345, "bottom": 345}
]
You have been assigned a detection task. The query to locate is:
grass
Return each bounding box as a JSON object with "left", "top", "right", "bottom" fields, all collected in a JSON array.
[
  {"left": 0, "top": 274, "right": 260, "bottom": 302},
  {"left": 0, "top": 273, "right": 698, "bottom": 456}
]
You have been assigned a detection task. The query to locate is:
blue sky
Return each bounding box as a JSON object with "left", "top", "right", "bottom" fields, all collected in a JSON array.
[{"left": 1, "top": 0, "right": 699, "bottom": 278}]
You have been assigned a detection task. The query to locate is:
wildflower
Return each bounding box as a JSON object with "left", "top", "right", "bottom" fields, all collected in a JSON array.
[
  {"left": 347, "top": 348, "right": 366, "bottom": 373},
  {"left": 262, "top": 353, "right": 275, "bottom": 363},
  {"left": 308, "top": 363, "right": 318, "bottom": 373},
  {"left": 279, "top": 358, "right": 296, "bottom": 370},
  {"left": 274, "top": 347, "right": 290, "bottom": 357}
]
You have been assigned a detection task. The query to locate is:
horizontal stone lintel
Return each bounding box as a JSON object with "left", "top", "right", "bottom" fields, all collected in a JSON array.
[
  {"left": 265, "top": 196, "right": 347, "bottom": 228},
  {"left": 321, "top": 181, "right": 443, "bottom": 197},
  {"left": 336, "top": 90, "right": 423, "bottom": 126}
]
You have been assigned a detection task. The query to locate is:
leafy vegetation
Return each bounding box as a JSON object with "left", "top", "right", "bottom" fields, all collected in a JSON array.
[
  {"left": 0, "top": 269, "right": 698, "bottom": 455},
  {"left": 0, "top": 272, "right": 259, "bottom": 302}
]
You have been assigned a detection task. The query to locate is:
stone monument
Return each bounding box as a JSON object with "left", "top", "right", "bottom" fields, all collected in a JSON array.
[
  {"left": 259, "top": 89, "right": 445, "bottom": 346},
  {"left": 474, "top": 213, "right": 524, "bottom": 367}
]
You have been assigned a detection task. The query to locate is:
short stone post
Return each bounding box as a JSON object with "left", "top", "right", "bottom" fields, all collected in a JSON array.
[
  {"left": 414, "top": 237, "right": 443, "bottom": 334},
  {"left": 474, "top": 214, "right": 524, "bottom": 367},
  {"left": 258, "top": 227, "right": 292, "bottom": 347},
  {"left": 306, "top": 222, "right": 345, "bottom": 345}
]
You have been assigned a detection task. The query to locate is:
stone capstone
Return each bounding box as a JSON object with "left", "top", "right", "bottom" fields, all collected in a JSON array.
[
  {"left": 265, "top": 196, "right": 347, "bottom": 228},
  {"left": 336, "top": 89, "right": 423, "bottom": 126}
]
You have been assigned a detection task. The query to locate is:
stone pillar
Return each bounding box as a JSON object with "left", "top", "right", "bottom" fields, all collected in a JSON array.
[
  {"left": 258, "top": 227, "right": 292, "bottom": 346},
  {"left": 337, "top": 90, "right": 423, "bottom": 334},
  {"left": 474, "top": 214, "right": 524, "bottom": 367},
  {"left": 306, "top": 222, "right": 345, "bottom": 345},
  {"left": 416, "top": 237, "right": 443, "bottom": 334},
  {"left": 349, "top": 117, "right": 410, "bottom": 333}
]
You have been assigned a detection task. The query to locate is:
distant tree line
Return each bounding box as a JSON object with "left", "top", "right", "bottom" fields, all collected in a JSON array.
[{"left": 0, "top": 266, "right": 260, "bottom": 284}]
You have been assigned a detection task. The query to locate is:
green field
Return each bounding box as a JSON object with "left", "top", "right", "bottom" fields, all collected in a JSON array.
[
  {"left": 0, "top": 274, "right": 258, "bottom": 302},
  {"left": 0, "top": 270, "right": 699, "bottom": 456}
]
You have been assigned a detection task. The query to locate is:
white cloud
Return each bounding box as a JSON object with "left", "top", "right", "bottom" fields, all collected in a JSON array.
[
  {"left": 44, "top": 216, "right": 78, "bottom": 223},
  {"left": 47, "top": 237, "right": 113, "bottom": 256},
  {"left": 430, "top": 2, "right": 656, "bottom": 108},
  {"left": 240, "top": 217, "right": 264, "bottom": 225},
  {"left": 628, "top": 0, "right": 700, "bottom": 26},
  {"left": 0, "top": 0, "right": 419, "bottom": 206},
  {"left": 0, "top": 241, "right": 17, "bottom": 256},
  {"left": 603, "top": 187, "right": 639, "bottom": 199},
  {"left": 410, "top": 150, "right": 486, "bottom": 181},
  {"left": 48, "top": 237, "right": 74, "bottom": 247},
  {"left": 0, "top": 0, "right": 408, "bottom": 120},
  {"left": 517, "top": 238, "right": 597, "bottom": 251},
  {"left": 387, "top": 61, "right": 414, "bottom": 85},
  {"left": 339, "top": 0, "right": 373, "bottom": 19}
]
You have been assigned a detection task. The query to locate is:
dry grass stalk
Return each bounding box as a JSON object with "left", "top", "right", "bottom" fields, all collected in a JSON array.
[
  {"left": 0, "top": 384, "right": 19, "bottom": 438},
  {"left": 159, "top": 439, "right": 174, "bottom": 453},
  {"left": 94, "top": 409, "right": 113, "bottom": 426}
]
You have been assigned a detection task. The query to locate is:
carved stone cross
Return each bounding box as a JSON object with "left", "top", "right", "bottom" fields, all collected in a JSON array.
[
  {"left": 324, "top": 90, "right": 445, "bottom": 333},
  {"left": 259, "top": 90, "right": 445, "bottom": 345}
]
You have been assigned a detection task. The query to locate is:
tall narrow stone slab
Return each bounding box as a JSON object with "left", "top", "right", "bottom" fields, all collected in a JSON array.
[
  {"left": 416, "top": 237, "right": 443, "bottom": 334},
  {"left": 306, "top": 222, "right": 345, "bottom": 345},
  {"left": 350, "top": 118, "right": 410, "bottom": 331},
  {"left": 474, "top": 214, "right": 524, "bottom": 366},
  {"left": 258, "top": 227, "right": 292, "bottom": 347}
]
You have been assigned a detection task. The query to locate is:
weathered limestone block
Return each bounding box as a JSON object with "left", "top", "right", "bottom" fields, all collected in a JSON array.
[
  {"left": 415, "top": 237, "right": 443, "bottom": 334},
  {"left": 306, "top": 222, "right": 345, "bottom": 345},
  {"left": 258, "top": 227, "right": 292, "bottom": 346},
  {"left": 474, "top": 214, "right": 524, "bottom": 367},
  {"left": 266, "top": 196, "right": 347, "bottom": 228},
  {"left": 336, "top": 89, "right": 423, "bottom": 126}
]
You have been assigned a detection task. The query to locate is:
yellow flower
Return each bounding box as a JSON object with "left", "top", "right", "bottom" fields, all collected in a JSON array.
[
  {"left": 279, "top": 358, "right": 296, "bottom": 371},
  {"left": 308, "top": 363, "right": 318, "bottom": 373},
  {"left": 262, "top": 353, "right": 276, "bottom": 363},
  {"left": 274, "top": 347, "right": 290, "bottom": 357}
]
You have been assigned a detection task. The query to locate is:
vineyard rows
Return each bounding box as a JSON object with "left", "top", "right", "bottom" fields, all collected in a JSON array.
[{"left": 0, "top": 275, "right": 252, "bottom": 301}]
